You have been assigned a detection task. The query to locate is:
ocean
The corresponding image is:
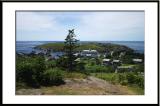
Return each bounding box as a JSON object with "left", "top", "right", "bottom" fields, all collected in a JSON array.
[{"left": 16, "top": 41, "right": 144, "bottom": 54}]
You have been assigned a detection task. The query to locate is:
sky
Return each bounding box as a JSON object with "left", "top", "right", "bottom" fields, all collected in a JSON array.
[{"left": 16, "top": 11, "right": 144, "bottom": 41}]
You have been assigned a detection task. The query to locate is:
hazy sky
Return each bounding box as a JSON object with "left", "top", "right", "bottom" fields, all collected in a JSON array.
[{"left": 16, "top": 11, "right": 144, "bottom": 41}]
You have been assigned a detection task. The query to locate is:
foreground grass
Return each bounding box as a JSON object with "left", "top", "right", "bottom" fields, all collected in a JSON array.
[
  {"left": 63, "top": 71, "right": 87, "bottom": 79},
  {"left": 91, "top": 73, "right": 116, "bottom": 83},
  {"left": 91, "top": 73, "right": 144, "bottom": 95},
  {"left": 127, "top": 85, "right": 144, "bottom": 95}
]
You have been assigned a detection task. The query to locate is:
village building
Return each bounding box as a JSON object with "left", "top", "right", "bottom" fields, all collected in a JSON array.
[
  {"left": 112, "top": 60, "right": 121, "bottom": 66},
  {"left": 132, "top": 59, "right": 143, "bottom": 63},
  {"left": 74, "top": 58, "right": 81, "bottom": 62},
  {"left": 81, "top": 49, "right": 99, "bottom": 58},
  {"left": 73, "top": 53, "right": 80, "bottom": 57},
  {"left": 110, "top": 51, "right": 114, "bottom": 56},
  {"left": 102, "top": 59, "right": 111, "bottom": 66},
  {"left": 119, "top": 52, "right": 125, "bottom": 58}
]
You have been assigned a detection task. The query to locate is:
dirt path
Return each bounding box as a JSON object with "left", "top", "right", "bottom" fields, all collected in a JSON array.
[{"left": 16, "top": 76, "right": 136, "bottom": 95}]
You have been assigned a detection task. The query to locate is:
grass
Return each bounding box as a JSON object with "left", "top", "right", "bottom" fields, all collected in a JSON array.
[
  {"left": 63, "top": 71, "right": 87, "bottom": 79},
  {"left": 121, "top": 64, "right": 136, "bottom": 67},
  {"left": 91, "top": 72, "right": 144, "bottom": 95},
  {"left": 91, "top": 73, "right": 117, "bottom": 82},
  {"left": 127, "top": 85, "right": 144, "bottom": 95},
  {"left": 40, "top": 86, "right": 78, "bottom": 95}
]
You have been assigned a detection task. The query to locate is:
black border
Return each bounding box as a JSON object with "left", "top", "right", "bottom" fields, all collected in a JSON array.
[
  {"left": 2, "top": 1, "right": 159, "bottom": 105},
  {"left": 0, "top": 0, "right": 159, "bottom": 2}
]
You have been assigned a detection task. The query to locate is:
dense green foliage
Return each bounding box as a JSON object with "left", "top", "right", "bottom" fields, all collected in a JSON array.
[
  {"left": 42, "top": 68, "right": 64, "bottom": 86},
  {"left": 92, "top": 72, "right": 144, "bottom": 88},
  {"left": 16, "top": 55, "right": 45, "bottom": 87},
  {"left": 45, "top": 60, "right": 56, "bottom": 69},
  {"left": 16, "top": 55, "right": 64, "bottom": 87}
]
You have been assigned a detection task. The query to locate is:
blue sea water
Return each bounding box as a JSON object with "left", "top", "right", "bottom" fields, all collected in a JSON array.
[{"left": 16, "top": 41, "right": 144, "bottom": 54}]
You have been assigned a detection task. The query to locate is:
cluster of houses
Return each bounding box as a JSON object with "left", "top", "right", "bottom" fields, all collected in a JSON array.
[
  {"left": 75, "top": 49, "right": 143, "bottom": 73},
  {"left": 18, "top": 48, "right": 143, "bottom": 73}
]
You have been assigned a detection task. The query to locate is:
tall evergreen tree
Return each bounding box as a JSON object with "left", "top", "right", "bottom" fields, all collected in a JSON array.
[{"left": 64, "top": 29, "right": 79, "bottom": 71}]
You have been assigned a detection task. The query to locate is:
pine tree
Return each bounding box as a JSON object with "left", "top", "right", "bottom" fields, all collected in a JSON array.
[{"left": 64, "top": 29, "right": 79, "bottom": 71}]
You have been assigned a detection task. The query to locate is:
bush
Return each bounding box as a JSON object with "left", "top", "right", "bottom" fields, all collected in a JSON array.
[
  {"left": 134, "top": 64, "right": 144, "bottom": 73},
  {"left": 46, "top": 60, "right": 56, "bottom": 69},
  {"left": 122, "top": 72, "right": 144, "bottom": 88},
  {"left": 117, "top": 74, "right": 127, "bottom": 84},
  {"left": 126, "top": 73, "right": 137, "bottom": 84},
  {"left": 42, "top": 69, "right": 64, "bottom": 86},
  {"left": 16, "top": 55, "right": 45, "bottom": 87},
  {"left": 76, "top": 61, "right": 85, "bottom": 71},
  {"left": 55, "top": 56, "right": 68, "bottom": 68},
  {"left": 136, "top": 76, "right": 144, "bottom": 88}
]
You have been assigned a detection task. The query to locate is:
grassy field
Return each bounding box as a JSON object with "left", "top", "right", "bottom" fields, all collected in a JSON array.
[{"left": 91, "top": 73, "right": 144, "bottom": 94}]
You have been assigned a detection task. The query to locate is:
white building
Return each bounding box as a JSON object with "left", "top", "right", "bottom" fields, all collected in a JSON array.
[
  {"left": 102, "top": 59, "right": 111, "bottom": 65},
  {"left": 81, "top": 49, "right": 99, "bottom": 58},
  {"left": 132, "top": 59, "right": 143, "bottom": 63},
  {"left": 112, "top": 60, "right": 121, "bottom": 66}
]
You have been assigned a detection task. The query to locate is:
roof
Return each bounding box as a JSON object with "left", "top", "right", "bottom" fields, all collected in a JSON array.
[
  {"left": 83, "top": 50, "right": 90, "bottom": 52},
  {"left": 103, "top": 59, "right": 110, "bottom": 61},
  {"left": 133, "top": 59, "right": 142, "bottom": 62},
  {"left": 113, "top": 60, "right": 120, "bottom": 62},
  {"left": 91, "top": 50, "right": 97, "bottom": 52},
  {"left": 73, "top": 53, "right": 79, "bottom": 56},
  {"left": 74, "top": 58, "right": 80, "bottom": 62},
  {"left": 82, "top": 50, "right": 97, "bottom": 52}
]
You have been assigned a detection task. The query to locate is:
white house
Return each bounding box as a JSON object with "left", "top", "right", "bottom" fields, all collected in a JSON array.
[
  {"left": 102, "top": 59, "right": 111, "bottom": 65},
  {"left": 132, "top": 59, "right": 143, "bottom": 63},
  {"left": 81, "top": 49, "right": 99, "bottom": 58},
  {"left": 112, "top": 60, "right": 121, "bottom": 66}
]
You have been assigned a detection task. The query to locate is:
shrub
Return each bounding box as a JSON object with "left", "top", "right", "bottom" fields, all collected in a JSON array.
[
  {"left": 76, "top": 61, "right": 85, "bottom": 71},
  {"left": 94, "top": 72, "right": 144, "bottom": 88},
  {"left": 46, "top": 60, "right": 56, "bottom": 69},
  {"left": 126, "top": 73, "right": 137, "bottom": 84},
  {"left": 42, "top": 69, "right": 64, "bottom": 86},
  {"left": 64, "top": 71, "right": 87, "bottom": 79},
  {"left": 136, "top": 76, "right": 144, "bottom": 88},
  {"left": 117, "top": 73, "right": 128, "bottom": 85},
  {"left": 16, "top": 55, "right": 45, "bottom": 87},
  {"left": 134, "top": 64, "right": 144, "bottom": 73}
]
